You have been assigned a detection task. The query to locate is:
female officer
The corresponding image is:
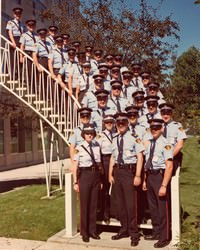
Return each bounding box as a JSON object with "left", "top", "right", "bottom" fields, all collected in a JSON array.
[{"left": 72, "top": 124, "right": 102, "bottom": 243}]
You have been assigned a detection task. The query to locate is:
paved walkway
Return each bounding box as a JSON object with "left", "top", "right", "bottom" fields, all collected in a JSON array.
[{"left": 0, "top": 163, "right": 176, "bottom": 250}]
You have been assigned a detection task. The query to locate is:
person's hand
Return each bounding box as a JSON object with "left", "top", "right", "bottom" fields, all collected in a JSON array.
[
  {"left": 158, "top": 185, "right": 167, "bottom": 197},
  {"left": 133, "top": 176, "right": 141, "bottom": 186},
  {"left": 68, "top": 90, "right": 73, "bottom": 96},
  {"left": 20, "top": 57, "right": 24, "bottom": 64},
  {"left": 12, "top": 43, "right": 17, "bottom": 49},
  {"left": 142, "top": 180, "right": 147, "bottom": 191},
  {"left": 73, "top": 183, "right": 79, "bottom": 193},
  {"left": 51, "top": 74, "right": 56, "bottom": 80},
  {"left": 109, "top": 175, "right": 114, "bottom": 184},
  {"left": 37, "top": 65, "right": 43, "bottom": 73}
]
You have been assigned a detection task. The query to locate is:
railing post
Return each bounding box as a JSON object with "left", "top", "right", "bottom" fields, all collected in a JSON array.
[
  {"left": 171, "top": 167, "right": 181, "bottom": 246},
  {"left": 65, "top": 172, "right": 77, "bottom": 237}
]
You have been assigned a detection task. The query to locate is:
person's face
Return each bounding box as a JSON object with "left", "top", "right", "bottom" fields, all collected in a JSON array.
[
  {"left": 112, "top": 85, "right": 121, "bottom": 97},
  {"left": 68, "top": 51, "right": 76, "bottom": 60},
  {"left": 27, "top": 24, "right": 36, "bottom": 32},
  {"left": 84, "top": 132, "right": 95, "bottom": 143},
  {"left": 94, "top": 53, "right": 103, "bottom": 61},
  {"left": 135, "top": 96, "right": 144, "bottom": 108},
  {"left": 83, "top": 66, "right": 91, "bottom": 74},
  {"left": 94, "top": 79, "right": 103, "bottom": 89},
  {"left": 106, "top": 57, "right": 113, "bottom": 66},
  {"left": 56, "top": 41, "right": 63, "bottom": 48},
  {"left": 142, "top": 76, "right": 150, "bottom": 86},
  {"left": 114, "top": 56, "right": 122, "bottom": 65},
  {"left": 14, "top": 12, "right": 22, "bottom": 20},
  {"left": 111, "top": 70, "right": 120, "bottom": 80},
  {"left": 63, "top": 38, "right": 69, "bottom": 44},
  {"left": 80, "top": 114, "right": 90, "bottom": 124},
  {"left": 99, "top": 69, "right": 108, "bottom": 77},
  {"left": 123, "top": 75, "right": 131, "bottom": 86},
  {"left": 39, "top": 34, "right": 47, "bottom": 40},
  {"left": 116, "top": 120, "right": 128, "bottom": 134},
  {"left": 150, "top": 125, "right": 163, "bottom": 139},
  {"left": 104, "top": 121, "right": 114, "bottom": 131},
  {"left": 147, "top": 101, "right": 158, "bottom": 114},
  {"left": 49, "top": 30, "right": 57, "bottom": 37},
  {"left": 161, "top": 110, "right": 172, "bottom": 123},
  {"left": 85, "top": 48, "right": 93, "bottom": 56},
  {"left": 97, "top": 96, "right": 108, "bottom": 108},
  {"left": 148, "top": 86, "right": 158, "bottom": 96},
  {"left": 132, "top": 66, "right": 141, "bottom": 76},
  {"left": 128, "top": 114, "right": 138, "bottom": 125}
]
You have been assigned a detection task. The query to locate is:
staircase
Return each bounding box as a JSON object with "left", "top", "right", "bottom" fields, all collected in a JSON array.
[{"left": 0, "top": 34, "right": 81, "bottom": 196}]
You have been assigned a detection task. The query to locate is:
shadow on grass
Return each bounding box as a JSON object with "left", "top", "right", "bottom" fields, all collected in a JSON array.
[{"left": 0, "top": 178, "right": 59, "bottom": 193}]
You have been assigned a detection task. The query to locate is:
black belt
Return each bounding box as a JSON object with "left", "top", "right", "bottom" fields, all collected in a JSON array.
[
  {"left": 102, "top": 154, "right": 111, "bottom": 157},
  {"left": 146, "top": 169, "right": 165, "bottom": 175},
  {"left": 38, "top": 56, "right": 48, "bottom": 59},
  {"left": 114, "top": 163, "right": 136, "bottom": 170},
  {"left": 79, "top": 165, "right": 102, "bottom": 172}
]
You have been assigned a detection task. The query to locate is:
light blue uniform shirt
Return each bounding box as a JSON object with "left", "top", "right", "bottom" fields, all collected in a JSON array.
[
  {"left": 48, "top": 47, "right": 68, "bottom": 69},
  {"left": 58, "top": 62, "right": 74, "bottom": 82},
  {"left": 96, "top": 129, "right": 114, "bottom": 154},
  {"left": 69, "top": 124, "right": 84, "bottom": 146},
  {"left": 144, "top": 135, "right": 173, "bottom": 170},
  {"left": 139, "top": 111, "right": 162, "bottom": 128},
  {"left": 109, "top": 95, "right": 128, "bottom": 113},
  {"left": 19, "top": 31, "right": 39, "bottom": 51},
  {"left": 6, "top": 19, "right": 26, "bottom": 37},
  {"left": 122, "top": 84, "right": 138, "bottom": 103},
  {"left": 91, "top": 107, "right": 113, "bottom": 132},
  {"left": 112, "top": 130, "right": 144, "bottom": 164},
  {"left": 74, "top": 140, "right": 101, "bottom": 167},
  {"left": 77, "top": 73, "right": 94, "bottom": 91},
  {"left": 81, "top": 88, "right": 99, "bottom": 110},
  {"left": 34, "top": 39, "right": 51, "bottom": 57},
  {"left": 46, "top": 35, "right": 56, "bottom": 50},
  {"left": 129, "top": 124, "right": 146, "bottom": 141}
]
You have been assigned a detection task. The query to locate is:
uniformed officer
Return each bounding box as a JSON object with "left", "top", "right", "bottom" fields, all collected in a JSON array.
[
  {"left": 46, "top": 25, "right": 58, "bottom": 49},
  {"left": 85, "top": 45, "right": 94, "bottom": 61},
  {"left": 72, "top": 40, "right": 81, "bottom": 54},
  {"left": 143, "top": 119, "right": 173, "bottom": 248},
  {"left": 6, "top": 7, "right": 25, "bottom": 79},
  {"left": 81, "top": 74, "right": 105, "bottom": 110},
  {"left": 33, "top": 28, "right": 51, "bottom": 72},
  {"left": 110, "top": 65, "right": 121, "bottom": 80},
  {"left": 132, "top": 89, "right": 148, "bottom": 117},
  {"left": 91, "top": 49, "right": 104, "bottom": 74},
  {"left": 76, "top": 61, "right": 93, "bottom": 102},
  {"left": 48, "top": 35, "right": 68, "bottom": 80},
  {"left": 98, "top": 63, "right": 111, "bottom": 91},
  {"left": 146, "top": 82, "right": 165, "bottom": 104},
  {"left": 122, "top": 70, "right": 137, "bottom": 102},
  {"left": 69, "top": 107, "right": 92, "bottom": 164},
  {"left": 125, "top": 105, "right": 146, "bottom": 140},
  {"left": 20, "top": 19, "right": 39, "bottom": 60},
  {"left": 131, "top": 62, "right": 143, "bottom": 89},
  {"left": 62, "top": 33, "right": 70, "bottom": 52},
  {"left": 159, "top": 103, "right": 187, "bottom": 174},
  {"left": 96, "top": 114, "right": 115, "bottom": 223},
  {"left": 91, "top": 89, "right": 113, "bottom": 132},
  {"left": 141, "top": 71, "right": 151, "bottom": 91},
  {"left": 72, "top": 123, "right": 102, "bottom": 242},
  {"left": 139, "top": 95, "right": 162, "bottom": 128},
  {"left": 104, "top": 53, "right": 114, "bottom": 69},
  {"left": 109, "top": 112, "right": 144, "bottom": 246},
  {"left": 113, "top": 54, "right": 128, "bottom": 74},
  {"left": 109, "top": 80, "right": 128, "bottom": 113}
]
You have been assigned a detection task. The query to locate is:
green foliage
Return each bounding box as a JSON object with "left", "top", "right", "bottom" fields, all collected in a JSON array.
[{"left": 39, "top": 0, "right": 180, "bottom": 81}]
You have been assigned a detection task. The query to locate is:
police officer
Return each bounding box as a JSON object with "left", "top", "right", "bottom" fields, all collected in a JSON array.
[
  {"left": 113, "top": 54, "right": 128, "bottom": 74},
  {"left": 62, "top": 33, "right": 70, "bottom": 52},
  {"left": 81, "top": 74, "right": 104, "bottom": 110},
  {"left": 110, "top": 65, "right": 121, "bottom": 80},
  {"left": 109, "top": 80, "right": 128, "bottom": 113},
  {"left": 159, "top": 103, "right": 187, "bottom": 174},
  {"left": 143, "top": 119, "right": 173, "bottom": 248},
  {"left": 96, "top": 114, "right": 115, "bottom": 223},
  {"left": 69, "top": 107, "right": 92, "bottom": 164},
  {"left": 72, "top": 123, "right": 102, "bottom": 242},
  {"left": 104, "top": 53, "right": 114, "bottom": 69},
  {"left": 76, "top": 61, "right": 93, "bottom": 102},
  {"left": 132, "top": 89, "right": 148, "bottom": 117},
  {"left": 141, "top": 71, "right": 151, "bottom": 91},
  {"left": 122, "top": 70, "right": 137, "bottom": 102},
  {"left": 46, "top": 25, "right": 58, "bottom": 49},
  {"left": 91, "top": 89, "right": 113, "bottom": 132},
  {"left": 131, "top": 62, "right": 143, "bottom": 89},
  {"left": 6, "top": 7, "right": 25, "bottom": 79},
  {"left": 109, "top": 112, "right": 144, "bottom": 247},
  {"left": 85, "top": 45, "right": 93, "bottom": 61},
  {"left": 146, "top": 82, "right": 165, "bottom": 105},
  {"left": 33, "top": 28, "right": 51, "bottom": 72},
  {"left": 139, "top": 95, "right": 162, "bottom": 128},
  {"left": 98, "top": 63, "right": 111, "bottom": 91},
  {"left": 91, "top": 49, "right": 104, "bottom": 74}
]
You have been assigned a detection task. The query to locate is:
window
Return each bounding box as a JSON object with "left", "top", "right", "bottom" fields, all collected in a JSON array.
[
  {"left": 25, "top": 118, "right": 32, "bottom": 152},
  {"left": 38, "top": 123, "right": 51, "bottom": 151},
  {"left": 10, "top": 118, "right": 19, "bottom": 153},
  {"left": 0, "top": 119, "right": 4, "bottom": 154}
]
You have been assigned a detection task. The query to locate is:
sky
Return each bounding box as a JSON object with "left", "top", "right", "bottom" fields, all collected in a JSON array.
[{"left": 126, "top": 0, "right": 200, "bottom": 57}]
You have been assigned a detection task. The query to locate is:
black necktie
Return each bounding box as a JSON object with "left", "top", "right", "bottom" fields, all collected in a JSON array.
[
  {"left": 89, "top": 143, "right": 95, "bottom": 161},
  {"left": 31, "top": 32, "right": 36, "bottom": 43},
  {"left": 116, "top": 97, "right": 121, "bottom": 112},
  {"left": 18, "top": 21, "right": 22, "bottom": 34},
  {"left": 146, "top": 139, "right": 156, "bottom": 170},
  {"left": 86, "top": 74, "right": 89, "bottom": 90},
  {"left": 124, "top": 86, "right": 128, "bottom": 98},
  {"left": 131, "top": 125, "right": 135, "bottom": 135},
  {"left": 117, "top": 135, "right": 124, "bottom": 164},
  {"left": 163, "top": 123, "right": 167, "bottom": 138},
  {"left": 44, "top": 41, "right": 49, "bottom": 54},
  {"left": 135, "top": 77, "right": 139, "bottom": 88},
  {"left": 110, "top": 132, "right": 113, "bottom": 141}
]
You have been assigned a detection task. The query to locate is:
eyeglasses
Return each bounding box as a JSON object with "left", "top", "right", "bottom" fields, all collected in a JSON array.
[
  {"left": 112, "top": 86, "right": 121, "bottom": 90},
  {"left": 95, "top": 53, "right": 102, "bottom": 56},
  {"left": 147, "top": 102, "right": 157, "bottom": 107},
  {"left": 150, "top": 126, "right": 162, "bottom": 131},
  {"left": 135, "top": 97, "right": 144, "bottom": 101},
  {"left": 68, "top": 52, "right": 75, "bottom": 56},
  {"left": 97, "top": 97, "right": 107, "bottom": 101},
  {"left": 148, "top": 87, "right": 158, "bottom": 91},
  {"left": 95, "top": 80, "right": 103, "bottom": 84},
  {"left": 99, "top": 70, "right": 108, "bottom": 74},
  {"left": 80, "top": 114, "right": 90, "bottom": 118},
  {"left": 112, "top": 70, "right": 119, "bottom": 74},
  {"left": 123, "top": 76, "right": 131, "bottom": 80}
]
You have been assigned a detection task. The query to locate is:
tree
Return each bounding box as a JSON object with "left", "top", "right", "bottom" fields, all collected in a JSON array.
[
  {"left": 194, "top": 0, "right": 200, "bottom": 4},
  {"left": 40, "top": 0, "right": 180, "bottom": 83},
  {"left": 165, "top": 46, "right": 200, "bottom": 134}
]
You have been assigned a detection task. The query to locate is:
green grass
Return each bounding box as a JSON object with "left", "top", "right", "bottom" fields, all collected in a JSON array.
[
  {"left": 0, "top": 185, "right": 65, "bottom": 241},
  {"left": 179, "top": 136, "right": 200, "bottom": 249}
]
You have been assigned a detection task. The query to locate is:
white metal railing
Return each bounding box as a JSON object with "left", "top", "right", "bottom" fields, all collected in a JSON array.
[{"left": 0, "top": 34, "right": 81, "bottom": 197}]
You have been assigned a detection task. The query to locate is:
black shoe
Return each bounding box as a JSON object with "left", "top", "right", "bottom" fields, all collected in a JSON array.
[
  {"left": 89, "top": 233, "right": 101, "bottom": 240},
  {"left": 82, "top": 235, "right": 89, "bottom": 242},
  {"left": 111, "top": 232, "right": 129, "bottom": 240},
  {"left": 131, "top": 240, "right": 138, "bottom": 247},
  {"left": 154, "top": 240, "right": 170, "bottom": 248},
  {"left": 144, "top": 234, "right": 160, "bottom": 240}
]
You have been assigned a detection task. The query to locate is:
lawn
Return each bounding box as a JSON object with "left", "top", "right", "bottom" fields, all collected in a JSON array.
[{"left": 0, "top": 137, "right": 199, "bottom": 248}]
